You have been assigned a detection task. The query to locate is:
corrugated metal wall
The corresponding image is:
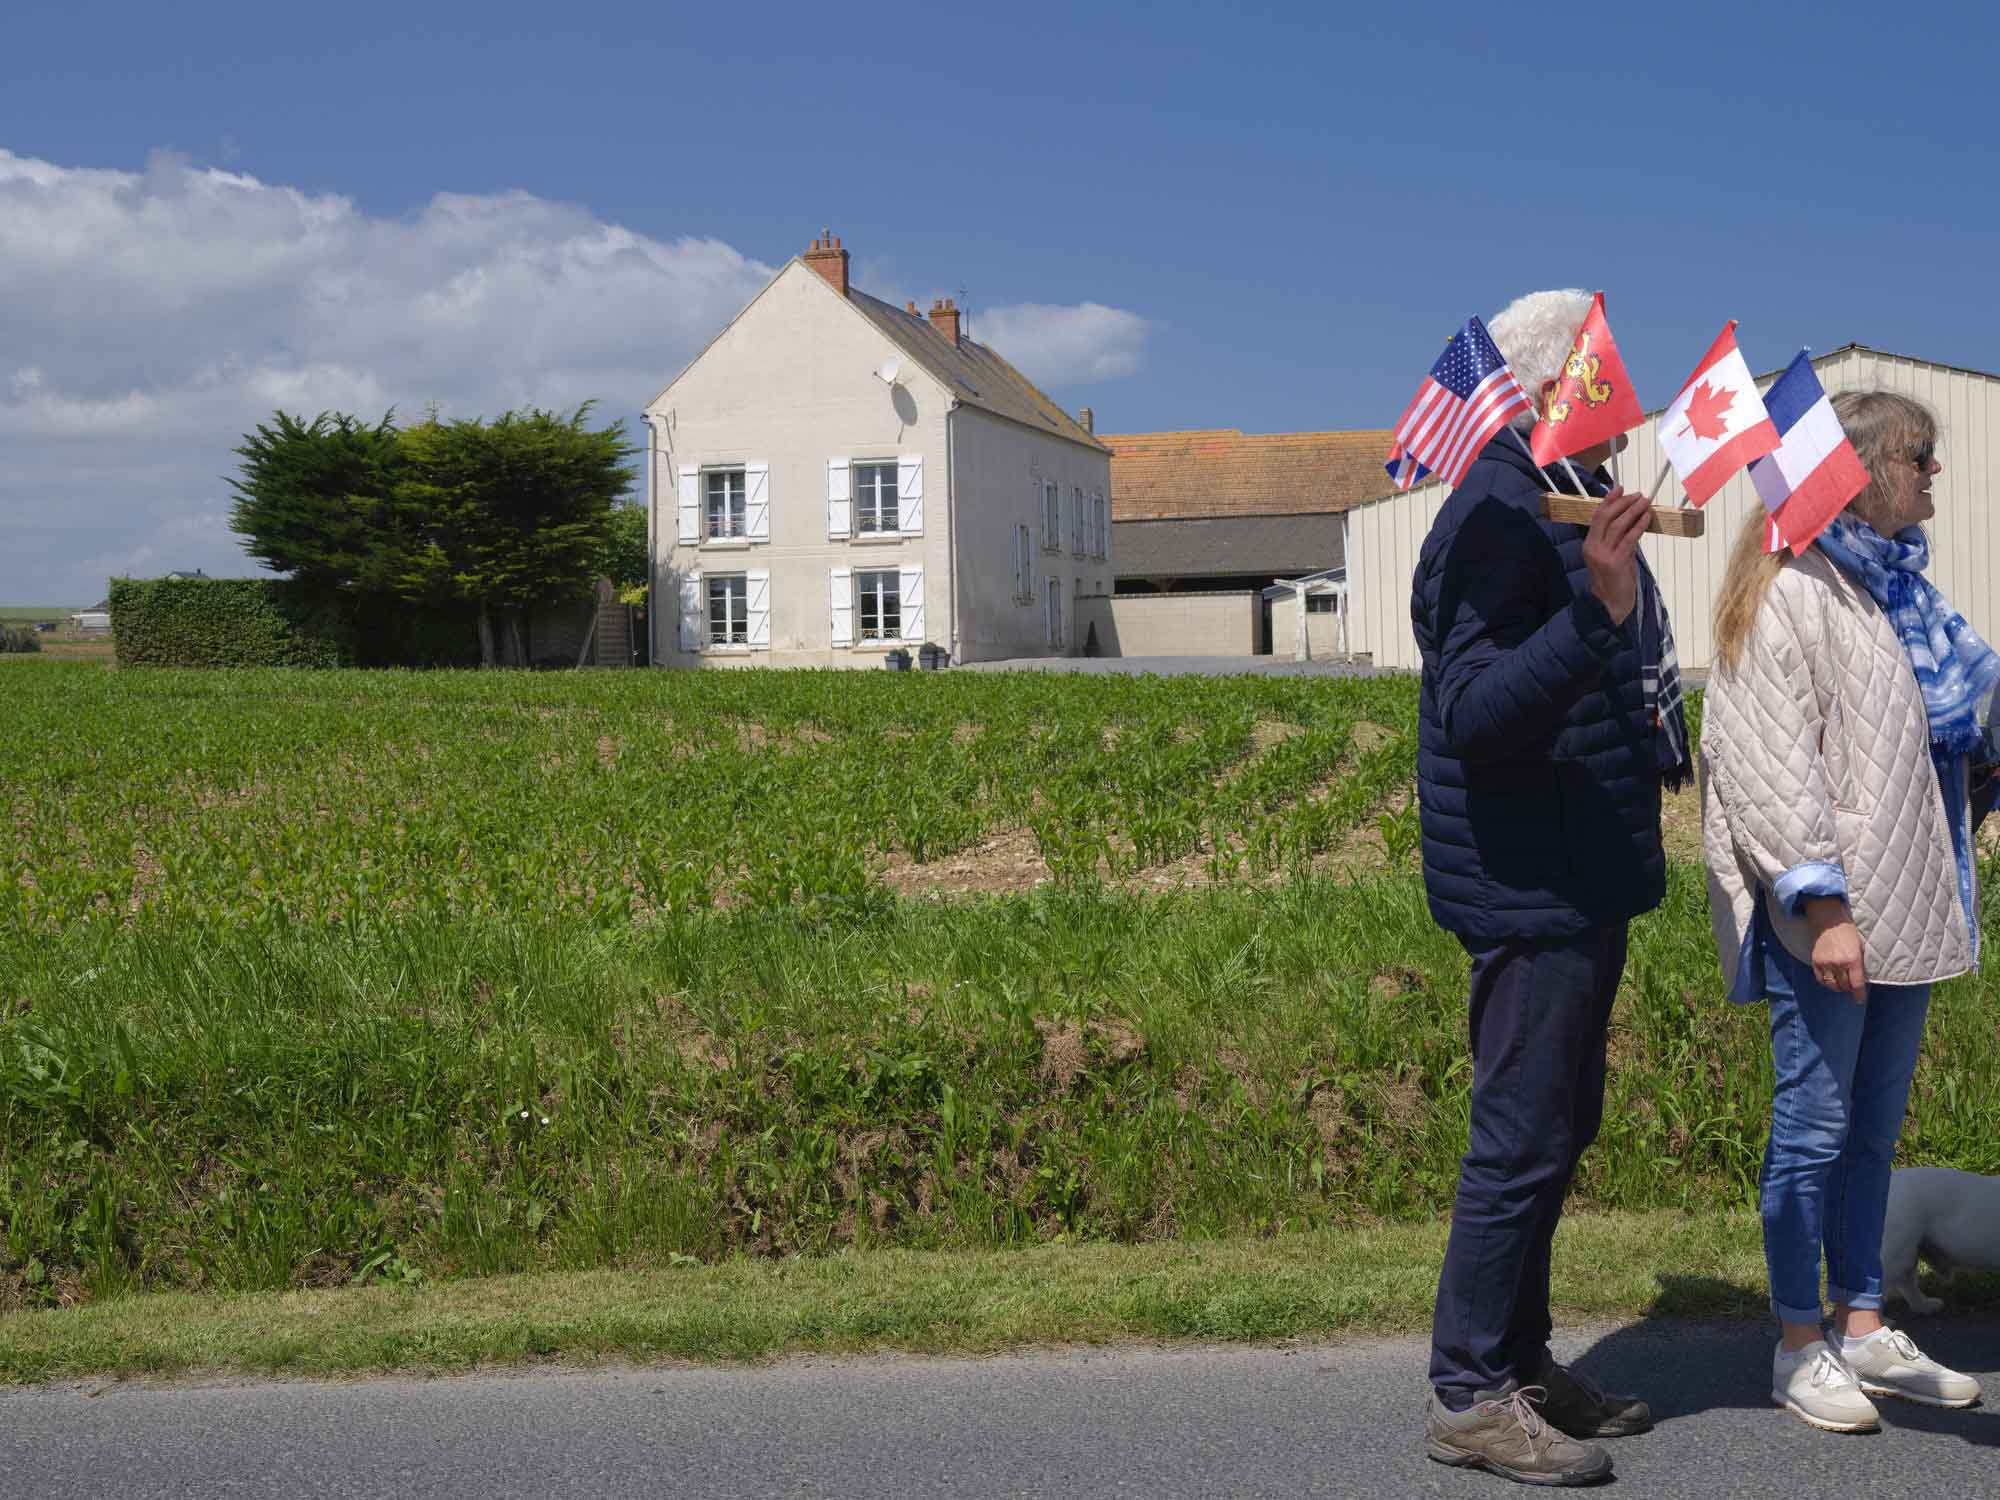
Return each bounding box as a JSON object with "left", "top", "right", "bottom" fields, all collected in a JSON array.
[{"left": 1347, "top": 348, "right": 2000, "bottom": 672}]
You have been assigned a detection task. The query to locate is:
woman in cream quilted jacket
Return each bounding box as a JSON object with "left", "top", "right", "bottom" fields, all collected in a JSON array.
[{"left": 1703, "top": 390, "right": 1997, "bottom": 1433}]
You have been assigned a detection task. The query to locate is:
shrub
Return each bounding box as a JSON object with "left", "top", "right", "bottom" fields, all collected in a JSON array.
[
  {"left": 109, "top": 578, "right": 354, "bottom": 668},
  {"left": 1, "top": 624, "right": 41, "bottom": 653}
]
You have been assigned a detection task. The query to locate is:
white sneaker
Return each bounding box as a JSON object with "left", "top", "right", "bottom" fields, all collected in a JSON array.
[
  {"left": 1840, "top": 1327, "right": 1982, "bottom": 1408},
  {"left": 1772, "top": 1340, "right": 1880, "bottom": 1432}
]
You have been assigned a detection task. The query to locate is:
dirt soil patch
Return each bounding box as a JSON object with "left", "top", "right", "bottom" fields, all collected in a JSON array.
[{"left": 877, "top": 825, "right": 1050, "bottom": 898}]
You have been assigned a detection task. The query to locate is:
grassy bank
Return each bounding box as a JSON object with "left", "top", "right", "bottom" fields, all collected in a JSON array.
[
  {"left": 6, "top": 875, "right": 2000, "bottom": 1313},
  {"left": 0, "top": 1211, "right": 1793, "bottom": 1382},
  {"left": 4, "top": 666, "right": 1996, "bottom": 1321}
]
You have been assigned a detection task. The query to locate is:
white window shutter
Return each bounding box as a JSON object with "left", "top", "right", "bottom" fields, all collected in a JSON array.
[
  {"left": 1101, "top": 493, "right": 1112, "bottom": 562},
  {"left": 747, "top": 568, "right": 770, "bottom": 647},
  {"left": 829, "top": 567, "right": 853, "bottom": 646},
  {"left": 1011, "top": 523, "right": 1024, "bottom": 598},
  {"left": 746, "top": 463, "right": 770, "bottom": 540},
  {"left": 900, "top": 565, "right": 925, "bottom": 642},
  {"left": 677, "top": 467, "right": 699, "bottom": 545},
  {"left": 1045, "top": 578, "right": 1055, "bottom": 645},
  {"left": 678, "top": 571, "right": 703, "bottom": 652},
  {"left": 897, "top": 455, "right": 923, "bottom": 534},
  {"left": 827, "top": 458, "right": 851, "bottom": 538},
  {"left": 1051, "top": 481, "right": 1061, "bottom": 547}
]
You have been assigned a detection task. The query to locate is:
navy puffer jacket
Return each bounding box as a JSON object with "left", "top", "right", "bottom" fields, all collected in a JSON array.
[{"left": 1410, "top": 435, "right": 1669, "bottom": 940}]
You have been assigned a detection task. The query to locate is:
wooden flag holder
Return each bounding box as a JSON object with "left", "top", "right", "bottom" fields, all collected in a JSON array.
[{"left": 1539, "top": 493, "right": 1705, "bottom": 537}]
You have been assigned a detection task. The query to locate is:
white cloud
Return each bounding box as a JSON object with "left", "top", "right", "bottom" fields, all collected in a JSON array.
[
  {"left": 0, "top": 148, "right": 1152, "bottom": 605},
  {"left": 0, "top": 148, "right": 775, "bottom": 603},
  {"left": 974, "top": 301, "right": 1153, "bottom": 383}
]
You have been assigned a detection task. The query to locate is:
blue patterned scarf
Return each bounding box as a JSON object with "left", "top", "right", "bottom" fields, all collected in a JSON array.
[{"left": 1816, "top": 516, "right": 2000, "bottom": 756}]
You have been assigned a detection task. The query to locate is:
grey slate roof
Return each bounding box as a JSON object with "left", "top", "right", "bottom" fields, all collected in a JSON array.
[
  {"left": 1112, "top": 512, "right": 1346, "bottom": 580},
  {"left": 847, "top": 290, "right": 1106, "bottom": 452}
]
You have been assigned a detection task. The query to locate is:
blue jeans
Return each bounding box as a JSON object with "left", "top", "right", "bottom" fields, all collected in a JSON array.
[{"left": 1760, "top": 937, "right": 1930, "bottom": 1326}]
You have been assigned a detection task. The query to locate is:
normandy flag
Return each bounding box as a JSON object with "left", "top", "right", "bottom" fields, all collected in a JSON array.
[
  {"left": 1528, "top": 292, "right": 1646, "bottom": 467},
  {"left": 1658, "top": 322, "right": 1780, "bottom": 506}
]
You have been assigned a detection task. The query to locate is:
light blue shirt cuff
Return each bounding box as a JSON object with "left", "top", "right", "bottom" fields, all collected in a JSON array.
[{"left": 1773, "top": 861, "right": 1847, "bottom": 916}]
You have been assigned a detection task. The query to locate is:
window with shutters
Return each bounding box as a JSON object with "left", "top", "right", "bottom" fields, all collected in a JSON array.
[
  {"left": 707, "top": 574, "right": 749, "bottom": 645},
  {"left": 857, "top": 570, "right": 902, "bottom": 640},
  {"left": 1045, "top": 576, "right": 1064, "bottom": 648},
  {"left": 1014, "top": 525, "right": 1034, "bottom": 604},
  {"left": 854, "top": 461, "right": 898, "bottom": 534},
  {"left": 1072, "top": 486, "right": 1086, "bottom": 556},
  {"left": 704, "top": 468, "right": 747, "bottom": 539},
  {"left": 1041, "top": 478, "right": 1060, "bottom": 551}
]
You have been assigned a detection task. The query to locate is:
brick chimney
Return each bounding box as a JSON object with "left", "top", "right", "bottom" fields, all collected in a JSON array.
[
  {"left": 1078, "top": 407, "right": 1094, "bottom": 434},
  {"left": 803, "top": 230, "right": 849, "bottom": 298},
  {"left": 927, "top": 297, "right": 961, "bottom": 346}
]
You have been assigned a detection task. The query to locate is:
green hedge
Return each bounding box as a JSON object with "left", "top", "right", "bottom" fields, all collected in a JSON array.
[{"left": 109, "top": 578, "right": 354, "bottom": 668}]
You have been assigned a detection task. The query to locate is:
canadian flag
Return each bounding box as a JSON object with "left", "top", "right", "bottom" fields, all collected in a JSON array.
[{"left": 1658, "top": 322, "right": 1780, "bottom": 506}]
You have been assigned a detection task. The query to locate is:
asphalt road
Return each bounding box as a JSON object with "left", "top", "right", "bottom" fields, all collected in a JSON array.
[{"left": 7, "top": 1318, "right": 2000, "bottom": 1499}]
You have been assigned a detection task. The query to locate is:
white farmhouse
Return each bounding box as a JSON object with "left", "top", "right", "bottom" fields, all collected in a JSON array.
[{"left": 642, "top": 233, "right": 1111, "bottom": 667}]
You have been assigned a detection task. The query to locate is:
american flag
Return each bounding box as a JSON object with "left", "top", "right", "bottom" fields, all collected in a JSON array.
[{"left": 1384, "top": 317, "right": 1534, "bottom": 491}]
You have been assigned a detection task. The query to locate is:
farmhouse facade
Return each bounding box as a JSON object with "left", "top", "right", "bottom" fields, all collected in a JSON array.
[{"left": 642, "top": 234, "right": 1111, "bottom": 668}]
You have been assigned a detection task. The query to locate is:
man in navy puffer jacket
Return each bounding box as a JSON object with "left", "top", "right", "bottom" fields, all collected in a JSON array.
[{"left": 1416, "top": 290, "right": 1691, "bottom": 1488}]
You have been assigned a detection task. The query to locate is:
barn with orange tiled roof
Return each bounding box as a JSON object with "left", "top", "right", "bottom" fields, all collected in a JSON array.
[{"left": 1100, "top": 428, "right": 1395, "bottom": 598}]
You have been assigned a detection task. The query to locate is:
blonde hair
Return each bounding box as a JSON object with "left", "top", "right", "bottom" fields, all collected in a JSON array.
[{"left": 1710, "top": 389, "right": 1939, "bottom": 673}]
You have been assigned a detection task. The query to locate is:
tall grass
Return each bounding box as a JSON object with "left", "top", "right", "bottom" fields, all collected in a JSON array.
[{"left": 6, "top": 872, "right": 1999, "bottom": 1308}]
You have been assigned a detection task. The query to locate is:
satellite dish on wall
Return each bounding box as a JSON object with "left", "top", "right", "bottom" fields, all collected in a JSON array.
[{"left": 874, "top": 356, "right": 902, "bottom": 385}]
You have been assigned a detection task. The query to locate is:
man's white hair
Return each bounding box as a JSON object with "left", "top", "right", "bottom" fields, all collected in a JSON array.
[{"left": 1488, "top": 289, "right": 1593, "bottom": 430}]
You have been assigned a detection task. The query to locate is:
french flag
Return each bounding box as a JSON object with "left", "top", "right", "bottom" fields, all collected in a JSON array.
[{"left": 1749, "top": 352, "right": 1869, "bottom": 554}]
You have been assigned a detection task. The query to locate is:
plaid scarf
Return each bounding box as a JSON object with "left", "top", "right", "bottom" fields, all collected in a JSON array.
[
  {"left": 1816, "top": 516, "right": 2000, "bottom": 756},
  {"left": 1640, "top": 564, "right": 1690, "bottom": 790}
]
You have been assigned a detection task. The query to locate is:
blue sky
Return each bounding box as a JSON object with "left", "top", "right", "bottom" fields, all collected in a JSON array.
[{"left": 3, "top": 0, "right": 1992, "bottom": 602}]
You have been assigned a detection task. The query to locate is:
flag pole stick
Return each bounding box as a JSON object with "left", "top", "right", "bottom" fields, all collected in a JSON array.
[
  {"left": 1647, "top": 457, "right": 1675, "bottom": 503},
  {"left": 1503, "top": 426, "right": 1558, "bottom": 491}
]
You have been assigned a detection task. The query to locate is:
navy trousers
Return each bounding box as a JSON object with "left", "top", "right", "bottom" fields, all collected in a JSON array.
[{"left": 1429, "top": 924, "right": 1628, "bottom": 1404}]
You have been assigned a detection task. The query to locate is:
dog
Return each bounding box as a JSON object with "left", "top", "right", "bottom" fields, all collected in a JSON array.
[{"left": 1882, "top": 1166, "right": 2000, "bottom": 1315}]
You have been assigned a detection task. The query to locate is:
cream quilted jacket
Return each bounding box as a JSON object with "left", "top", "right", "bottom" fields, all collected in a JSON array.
[{"left": 1701, "top": 545, "right": 1972, "bottom": 990}]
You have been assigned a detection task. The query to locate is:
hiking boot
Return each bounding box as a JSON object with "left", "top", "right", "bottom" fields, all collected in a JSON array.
[
  {"left": 1771, "top": 1340, "right": 1880, "bottom": 1432},
  {"left": 1839, "top": 1327, "right": 1982, "bottom": 1408},
  {"left": 1525, "top": 1355, "right": 1653, "bottom": 1437},
  {"left": 1426, "top": 1386, "right": 1613, "bottom": 1486}
]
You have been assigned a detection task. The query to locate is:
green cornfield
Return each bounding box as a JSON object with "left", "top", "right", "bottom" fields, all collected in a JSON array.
[{"left": 1, "top": 661, "right": 1994, "bottom": 1308}]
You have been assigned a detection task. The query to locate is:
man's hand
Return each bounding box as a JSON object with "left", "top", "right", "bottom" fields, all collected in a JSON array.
[
  {"left": 1804, "top": 896, "right": 1867, "bottom": 1001},
  {"left": 1581, "top": 487, "right": 1652, "bottom": 626}
]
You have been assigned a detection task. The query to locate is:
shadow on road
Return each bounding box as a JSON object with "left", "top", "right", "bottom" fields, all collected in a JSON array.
[{"left": 1563, "top": 1274, "right": 2000, "bottom": 1448}]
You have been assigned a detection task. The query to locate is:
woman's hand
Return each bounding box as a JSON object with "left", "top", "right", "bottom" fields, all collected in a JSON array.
[{"left": 1804, "top": 896, "right": 1867, "bottom": 1001}]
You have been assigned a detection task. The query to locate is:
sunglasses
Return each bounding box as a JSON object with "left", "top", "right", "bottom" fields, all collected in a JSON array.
[{"left": 1911, "top": 442, "right": 1936, "bottom": 470}]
